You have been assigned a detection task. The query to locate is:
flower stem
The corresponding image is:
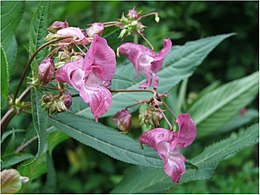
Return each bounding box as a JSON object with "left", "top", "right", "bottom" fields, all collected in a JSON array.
[
  {"left": 139, "top": 33, "right": 154, "bottom": 50},
  {"left": 157, "top": 106, "right": 173, "bottom": 130},
  {"left": 140, "top": 12, "right": 158, "bottom": 19},
  {"left": 12, "top": 36, "right": 73, "bottom": 105},
  {"left": 160, "top": 99, "right": 177, "bottom": 120},
  {"left": 1, "top": 85, "right": 33, "bottom": 133},
  {"left": 125, "top": 102, "right": 142, "bottom": 109}
]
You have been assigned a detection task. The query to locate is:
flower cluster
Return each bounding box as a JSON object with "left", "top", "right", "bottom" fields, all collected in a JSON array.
[{"left": 36, "top": 7, "right": 197, "bottom": 183}]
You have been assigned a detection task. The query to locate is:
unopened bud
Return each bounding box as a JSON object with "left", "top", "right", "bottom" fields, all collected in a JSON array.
[
  {"left": 136, "top": 22, "right": 145, "bottom": 33},
  {"left": 127, "top": 8, "right": 140, "bottom": 20},
  {"left": 1, "top": 169, "right": 29, "bottom": 194},
  {"left": 48, "top": 20, "right": 69, "bottom": 33},
  {"left": 112, "top": 109, "right": 132, "bottom": 132},
  {"left": 155, "top": 13, "right": 160, "bottom": 23},
  {"left": 130, "top": 20, "right": 138, "bottom": 27},
  {"left": 118, "top": 29, "right": 128, "bottom": 39},
  {"left": 120, "top": 13, "right": 129, "bottom": 24},
  {"left": 58, "top": 50, "right": 71, "bottom": 61},
  {"left": 38, "top": 57, "right": 55, "bottom": 85},
  {"left": 71, "top": 54, "right": 84, "bottom": 62},
  {"left": 86, "top": 23, "right": 104, "bottom": 37},
  {"left": 60, "top": 93, "right": 72, "bottom": 111},
  {"left": 139, "top": 107, "right": 163, "bottom": 127}
]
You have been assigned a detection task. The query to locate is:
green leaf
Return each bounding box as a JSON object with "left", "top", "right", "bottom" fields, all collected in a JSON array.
[
  {"left": 76, "top": 33, "right": 234, "bottom": 119},
  {"left": 1, "top": 1, "right": 24, "bottom": 72},
  {"left": 1, "top": 46, "right": 9, "bottom": 99},
  {"left": 30, "top": 87, "right": 48, "bottom": 164},
  {"left": 1, "top": 129, "right": 25, "bottom": 144},
  {"left": 41, "top": 153, "right": 56, "bottom": 193},
  {"left": 1, "top": 153, "right": 34, "bottom": 169},
  {"left": 112, "top": 123, "right": 259, "bottom": 193},
  {"left": 48, "top": 131, "right": 69, "bottom": 154},
  {"left": 29, "top": 1, "right": 49, "bottom": 77},
  {"left": 218, "top": 109, "right": 258, "bottom": 133},
  {"left": 17, "top": 154, "right": 47, "bottom": 182},
  {"left": 188, "top": 71, "right": 259, "bottom": 137},
  {"left": 49, "top": 112, "right": 163, "bottom": 168}
]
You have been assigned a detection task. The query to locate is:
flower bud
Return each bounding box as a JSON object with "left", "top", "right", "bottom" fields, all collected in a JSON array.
[
  {"left": 60, "top": 93, "right": 72, "bottom": 111},
  {"left": 139, "top": 107, "right": 163, "bottom": 127},
  {"left": 38, "top": 57, "right": 55, "bottom": 85},
  {"left": 155, "top": 13, "right": 160, "bottom": 23},
  {"left": 112, "top": 109, "right": 132, "bottom": 132},
  {"left": 41, "top": 93, "right": 72, "bottom": 115},
  {"left": 86, "top": 23, "right": 104, "bottom": 37},
  {"left": 118, "top": 29, "right": 128, "bottom": 39},
  {"left": 127, "top": 8, "right": 140, "bottom": 20},
  {"left": 1, "top": 169, "right": 29, "bottom": 194},
  {"left": 48, "top": 20, "right": 69, "bottom": 33},
  {"left": 57, "top": 27, "right": 89, "bottom": 45}
]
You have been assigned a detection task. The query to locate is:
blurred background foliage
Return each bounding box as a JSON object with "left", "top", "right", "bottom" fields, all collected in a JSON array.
[{"left": 2, "top": 1, "right": 258, "bottom": 193}]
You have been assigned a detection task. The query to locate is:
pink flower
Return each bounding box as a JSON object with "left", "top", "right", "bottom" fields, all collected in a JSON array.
[
  {"left": 57, "top": 27, "right": 89, "bottom": 45},
  {"left": 118, "top": 39, "right": 172, "bottom": 89},
  {"left": 112, "top": 109, "right": 132, "bottom": 132},
  {"left": 139, "top": 113, "right": 197, "bottom": 183},
  {"left": 56, "top": 35, "right": 116, "bottom": 121},
  {"left": 48, "top": 20, "right": 69, "bottom": 33},
  {"left": 127, "top": 8, "right": 140, "bottom": 20},
  {"left": 86, "top": 23, "right": 104, "bottom": 37},
  {"left": 38, "top": 57, "right": 55, "bottom": 85}
]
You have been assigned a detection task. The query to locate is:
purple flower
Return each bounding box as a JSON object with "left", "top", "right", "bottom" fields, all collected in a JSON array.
[
  {"left": 57, "top": 27, "right": 89, "bottom": 45},
  {"left": 139, "top": 113, "right": 197, "bottom": 183},
  {"left": 38, "top": 57, "right": 55, "bottom": 85},
  {"left": 112, "top": 109, "right": 132, "bottom": 132},
  {"left": 56, "top": 35, "right": 116, "bottom": 121},
  {"left": 61, "top": 93, "right": 72, "bottom": 111},
  {"left": 127, "top": 8, "right": 140, "bottom": 20},
  {"left": 48, "top": 20, "right": 69, "bottom": 33},
  {"left": 86, "top": 23, "right": 105, "bottom": 37},
  {"left": 118, "top": 39, "right": 172, "bottom": 89}
]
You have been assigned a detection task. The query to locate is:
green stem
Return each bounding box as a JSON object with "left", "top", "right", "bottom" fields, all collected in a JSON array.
[
  {"left": 1, "top": 85, "right": 33, "bottom": 133},
  {"left": 161, "top": 99, "right": 177, "bottom": 120},
  {"left": 140, "top": 12, "right": 158, "bottom": 19},
  {"left": 139, "top": 33, "right": 154, "bottom": 50},
  {"left": 12, "top": 36, "right": 73, "bottom": 105},
  {"left": 158, "top": 107, "right": 173, "bottom": 131}
]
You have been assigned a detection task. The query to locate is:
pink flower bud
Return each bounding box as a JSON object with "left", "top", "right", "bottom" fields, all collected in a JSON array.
[
  {"left": 127, "top": 8, "right": 140, "bottom": 20},
  {"left": 38, "top": 57, "right": 55, "bottom": 85},
  {"left": 61, "top": 93, "right": 72, "bottom": 111},
  {"left": 57, "top": 27, "right": 89, "bottom": 45},
  {"left": 48, "top": 20, "right": 69, "bottom": 33},
  {"left": 112, "top": 109, "right": 132, "bottom": 132},
  {"left": 86, "top": 23, "right": 104, "bottom": 37}
]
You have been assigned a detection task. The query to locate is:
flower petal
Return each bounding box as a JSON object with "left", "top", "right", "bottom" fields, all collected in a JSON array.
[
  {"left": 84, "top": 34, "right": 116, "bottom": 82},
  {"left": 151, "top": 39, "right": 172, "bottom": 73},
  {"left": 79, "top": 85, "right": 112, "bottom": 122},
  {"left": 164, "top": 151, "right": 186, "bottom": 183},
  {"left": 57, "top": 27, "right": 88, "bottom": 45},
  {"left": 56, "top": 60, "right": 84, "bottom": 91},
  {"left": 118, "top": 42, "right": 154, "bottom": 77},
  {"left": 139, "top": 128, "right": 175, "bottom": 151},
  {"left": 176, "top": 113, "right": 197, "bottom": 148}
]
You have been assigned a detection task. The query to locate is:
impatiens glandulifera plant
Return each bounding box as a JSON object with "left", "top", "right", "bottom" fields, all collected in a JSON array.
[{"left": 1, "top": 2, "right": 258, "bottom": 193}]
